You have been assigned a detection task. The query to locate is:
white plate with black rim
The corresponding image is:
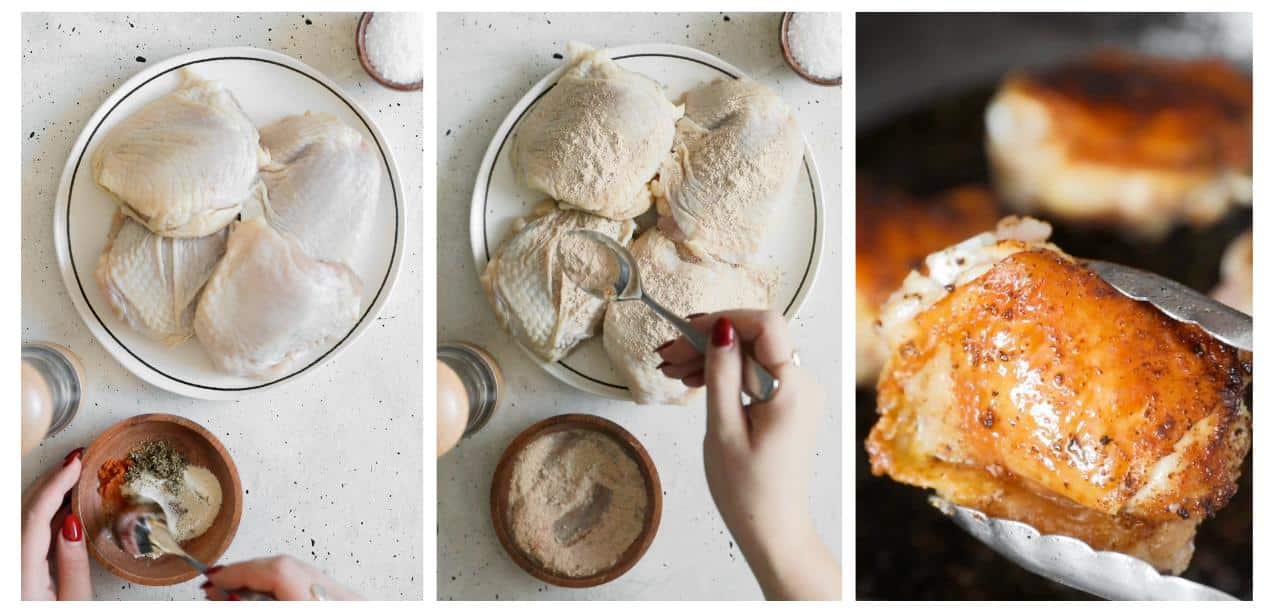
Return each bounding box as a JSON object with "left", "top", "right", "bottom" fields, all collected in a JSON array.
[
  {"left": 53, "top": 47, "right": 404, "bottom": 400},
  {"left": 470, "top": 43, "right": 825, "bottom": 400}
]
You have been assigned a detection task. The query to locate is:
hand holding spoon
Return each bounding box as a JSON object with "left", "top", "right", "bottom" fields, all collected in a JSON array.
[
  {"left": 112, "top": 501, "right": 274, "bottom": 601},
  {"left": 559, "top": 230, "right": 780, "bottom": 402}
]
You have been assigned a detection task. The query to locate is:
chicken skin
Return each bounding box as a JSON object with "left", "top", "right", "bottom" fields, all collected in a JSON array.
[
  {"left": 986, "top": 51, "right": 1251, "bottom": 238},
  {"left": 868, "top": 217, "right": 1251, "bottom": 574},
  {"left": 855, "top": 180, "right": 1000, "bottom": 384}
]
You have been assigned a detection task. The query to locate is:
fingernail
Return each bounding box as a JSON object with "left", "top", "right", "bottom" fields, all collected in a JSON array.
[
  {"left": 687, "top": 312, "right": 707, "bottom": 320},
  {"left": 200, "top": 581, "right": 212, "bottom": 589},
  {"left": 654, "top": 339, "right": 675, "bottom": 352},
  {"left": 227, "top": 593, "right": 241, "bottom": 601},
  {"left": 655, "top": 361, "right": 669, "bottom": 370},
  {"left": 711, "top": 317, "right": 735, "bottom": 348},
  {"left": 62, "top": 513, "right": 83, "bottom": 542},
  {"left": 683, "top": 369, "right": 704, "bottom": 384},
  {"left": 62, "top": 447, "right": 85, "bottom": 467},
  {"left": 206, "top": 565, "right": 224, "bottom": 575}
]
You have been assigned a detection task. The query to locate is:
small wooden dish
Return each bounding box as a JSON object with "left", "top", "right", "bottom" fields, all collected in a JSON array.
[
  {"left": 71, "top": 413, "right": 243, "bottom": 586},
  {"left": 356, "top": 12, "right": 423, "bottom": 92},
  {"left": 490, "top": 414, "right": 662, "bottom": 588},
  {"left": 780, "top": 12, "right": 842, "bottom": 87}
]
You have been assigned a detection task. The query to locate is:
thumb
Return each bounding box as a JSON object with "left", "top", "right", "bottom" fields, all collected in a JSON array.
[
  {"left": 55, "top": 513, "right": 93, "bottom": 601},
  {"left": 704, "top": 316, "right": 746, "bottom": 444}
]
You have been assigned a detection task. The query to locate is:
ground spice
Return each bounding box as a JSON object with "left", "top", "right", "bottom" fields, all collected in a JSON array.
[
  {"left": 97, "top": 457, "right": 133, "bottom": 510},
  {"left": 125, "top": 440, "right": 187, "bottom": 496}
]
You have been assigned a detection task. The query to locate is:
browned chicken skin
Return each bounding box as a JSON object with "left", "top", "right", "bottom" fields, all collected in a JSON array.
[
  {"left": 986, "top": 51, "right": 1252, "bottom": 237},
  {"left": 868, "top": 221, "right": 1251, "bottom": 573},
  {"left": 855, "top": 180, "right": 1000, "bottom": 383}
]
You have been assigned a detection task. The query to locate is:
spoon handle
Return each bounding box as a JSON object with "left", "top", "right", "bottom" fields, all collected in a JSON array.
[{"left": 641, "top": 296, "right": 780, "bottom": 402}]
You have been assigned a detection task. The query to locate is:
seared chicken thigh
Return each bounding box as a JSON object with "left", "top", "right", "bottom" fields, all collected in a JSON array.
[
  {"left": 93, "top": 71, "right": 265, "bottom": 238},
  {"left": 868, "top": 217, "right": 1251, "bottom": 574},
  {"left": 654, "top": 78, "right": 804, "bottom": 264},
  {"left": 194, "top": 218, "right": 362, "bottom": 379},
  {"left": 259, "top": 113, "right": 381, "bottom": 265},
  {"left": 986, "top": 51, "right": 1251, "bottom": 238},
  {"left": 510, "top": 43, "right": 681, "bottom": 220},
  {"left": 95, "top": 213, "right": 228, "bottom": 346},
  {"left": 855, "top": 180, "right": 1000, "bottom": 384},
  {"left": 603, "top": 228, "right": 772, "bottom": 405},
  {"left": 481, "top": 204, "right": 636, "bottom": 362}
]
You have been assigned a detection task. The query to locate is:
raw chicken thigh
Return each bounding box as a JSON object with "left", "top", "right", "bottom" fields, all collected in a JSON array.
[
  {"left": 868, "top": 217, "right": 1251, "bottom": 574},
  {"left": 604, "top": 228, "right": 772, "bottom": 405},
  {"left": 481, "top": 203, "right": 636, "bottom": 362},
  {"left": 93, "top": 71, "right": 265, "bottom": 238},
  {"left": 654, "top": 78, "right": 804, "bottom": 264},
  {"left": 259, "top": 113, "right": 381, "bottom": 265},
  {"left": 95, "top": 213, "right": 228, "bottom": 346},
  {"left": 511, "top": 43, "right": 681, "bottom": 220},
  {"left": 194, "top": 218, "right": 362, "bottom": 379}
]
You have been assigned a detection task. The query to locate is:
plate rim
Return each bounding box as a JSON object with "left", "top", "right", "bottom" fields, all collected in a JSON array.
[
  {"left": 468, "top": 42, "right": 825, "bottom": 400},
  {"left": 52, "top": 46, "right": 406, "bottom": 400}
]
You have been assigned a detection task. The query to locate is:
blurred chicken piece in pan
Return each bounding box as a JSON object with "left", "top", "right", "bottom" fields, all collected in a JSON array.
[
  {"left": 1212, "top": 230, "right": 1251, "bottom": 315},
  {"left": 855, "top": 179, "right": 999, "bottom": 385},
  {"left": 986, "top": 51, "right": 1251, "bottom": 239},
  {"left": 868, "top": 216, "right": 1251, "bottom": 574}
]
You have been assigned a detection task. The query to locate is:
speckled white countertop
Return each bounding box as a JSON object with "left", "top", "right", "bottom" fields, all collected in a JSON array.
[
  {"left": 437, "top": 12, "right": 843, "bottom": 601},
  {"left": 21, "top": 12, "right": 423, "bottom": 601}
]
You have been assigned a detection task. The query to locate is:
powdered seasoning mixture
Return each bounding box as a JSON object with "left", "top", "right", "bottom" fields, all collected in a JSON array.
[{"left": 507, "top": 429, "right": 649, "bottom": 577}]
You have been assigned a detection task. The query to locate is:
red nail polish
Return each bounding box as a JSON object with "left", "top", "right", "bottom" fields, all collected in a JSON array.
[
  {"left": 228, "top": 593, "right": 241, "bottom": 601},
  {"left": 62, "top": 447, "right": 84, "bottom": 467},
  {"left": 654, "top": 339, "right": 675, "bottom": 352},
  {"left": 711, "top": 317, "right": 734, "bottom": 348},
  {"left": 200, "top": 581, "right": 212, "bottom": 589},
  {"left": 206, "top": 565, "right": 224, "bottom": 575},
  {"left": 62, "top": 513, "right": 83, "bottom": 542}
]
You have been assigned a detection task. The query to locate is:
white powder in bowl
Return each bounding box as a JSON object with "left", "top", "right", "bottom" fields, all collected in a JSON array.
[
  {"left": 364, "top": 12, "right": 422, "bottom": 86},
  {"left": 787, "top": 12, "right": 841, "bottom": 80},
  {"left": 507, "top": 429, "right": 649, "bottom": 577}
]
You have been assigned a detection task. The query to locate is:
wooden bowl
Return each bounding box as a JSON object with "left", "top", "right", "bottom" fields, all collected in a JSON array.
[
  {"left": 780, "top": 12, "right": 842, "bottom": 87},
  {"left": 356, "top": 12, "right": 423, "bottom": 91},
  {"left": 72, "top": 413, "right": 243, "bottom": 586},
  {"left": 490, "top": 414, "right": 662, "bottom": 588}
]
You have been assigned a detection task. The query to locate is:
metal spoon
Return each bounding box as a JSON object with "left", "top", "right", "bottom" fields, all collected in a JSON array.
[
  {"left": 936, "top": 261, "right": 1251, "bottom": 600},
  {"left": 112, "top": 501, "right": 274, "bottom": 601},
  {"left": 561, "top": 229, "right": 780, "bottom": 402}
]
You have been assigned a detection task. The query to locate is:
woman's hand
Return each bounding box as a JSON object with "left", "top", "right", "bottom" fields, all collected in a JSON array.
[
  {"left": 201, "top": 555, "right": 360, "bottom": 601},
  {"left": 22, "top": 447, "right": 92, "bottom": 601},
  {"left": 657, "top": 309, "right": 840, "bottom": 600}
]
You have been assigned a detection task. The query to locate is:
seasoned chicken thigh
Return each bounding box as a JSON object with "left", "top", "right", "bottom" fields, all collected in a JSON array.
[
  {"left": 603, "top": 228, "right": 772, "bottom": 405},
  {"left": 93, "top": 71, "right": 265, "bottom": 238},
  {"left": 194, "top": 218, "right": 362, "bottom": 379},
  {"left": 986, "top": 51, "right": 1251, "bottom": 238},
  {"left": 855, "top": 180, "right": 1000, "bottom": 385},
  {"left": 95, "top": 213, "right": 228, "bottom": 346},
  {"left": 259, "top": 113, "right": 381, "bottom": 265},
  {"left": 653, "top": 78, "right": 804, "bottom": 264},
  {"left": 868, "top": 217, "right": 1251, "bottom": 574},
  {"left": 511, "top": 43, "right": 681, "bottom": 220},
  {"left": 481, "top": 203, "right": 636, "bottom": 362}
]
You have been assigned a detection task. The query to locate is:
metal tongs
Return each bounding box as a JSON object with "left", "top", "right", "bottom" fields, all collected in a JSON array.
[{"left": 937, "top": 260, "right": 1252, "bottom": 601}]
